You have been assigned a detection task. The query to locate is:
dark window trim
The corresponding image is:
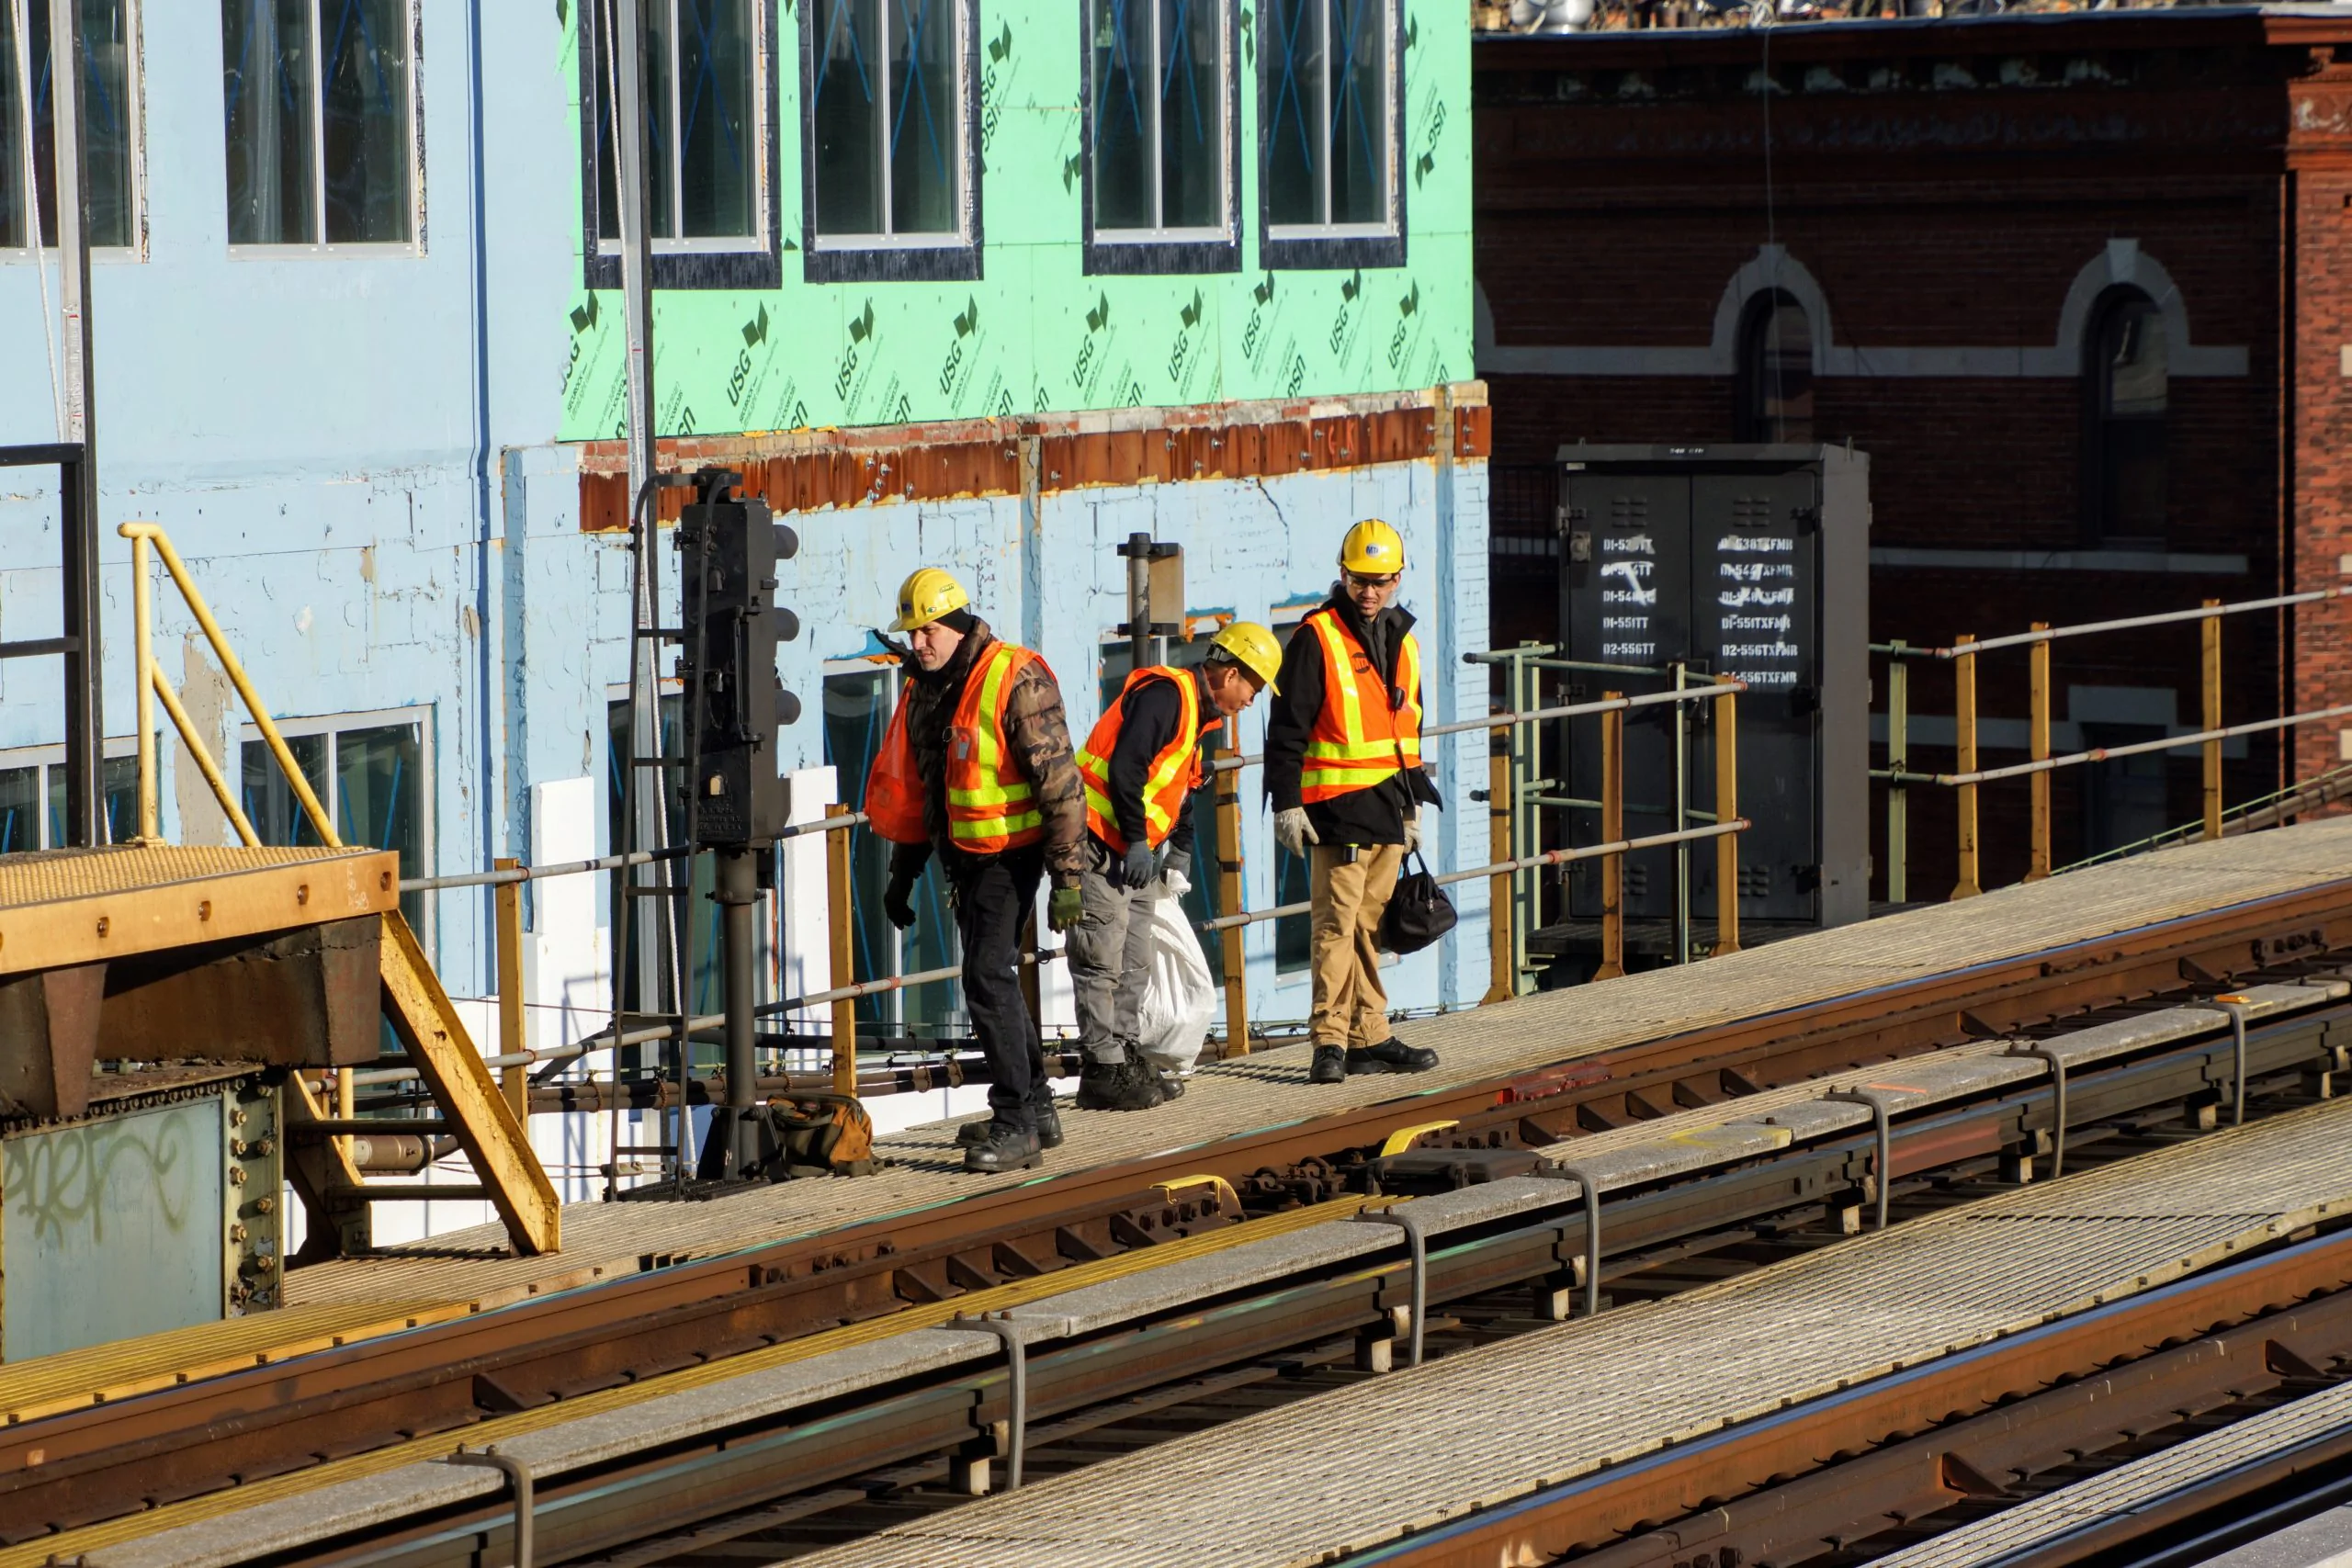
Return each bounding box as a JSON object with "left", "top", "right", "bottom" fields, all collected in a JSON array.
[
  {"left": 578, "top": 0, "right": 784, "bottom": 291},
  {"left": 1254, "top": 0, "right": 1405, "bottom": 274},
  {"left": 2081, "top": 284, "right": 2167, "bottom": 548},
  {"left": 797, "top": 0, "right": 983, "bottom": 286},
  {"left": 1079, "top": 0, "right": 1240, "bottom": 278}
]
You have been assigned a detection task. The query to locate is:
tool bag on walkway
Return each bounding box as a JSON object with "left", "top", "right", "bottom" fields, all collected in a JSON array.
[
  {"left": 699, "top": 1093, "right": 879, "bottom": 1182},
  {"left": 1379, "top": 851, "right": 1458, "bottom": 956}
]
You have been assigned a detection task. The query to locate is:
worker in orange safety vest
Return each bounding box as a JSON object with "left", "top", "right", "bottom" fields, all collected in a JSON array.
[
  {"left": 1261, "top": 520, "right": 1443, "bottom": 1086},
  {"left": 1068, "top": 622, "right": 1283, "bottom": 1111},
  {"left": 865, "top": 568, "right": 1088, "bottom": 1173}
]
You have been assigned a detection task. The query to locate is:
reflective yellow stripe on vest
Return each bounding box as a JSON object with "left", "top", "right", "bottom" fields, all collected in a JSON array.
[
  {"left": 945, "top": 642, "right": 1043, "bottom": 850},
  {"left": 1077, "top": 667, "right": 1209, "bottom": 853}
]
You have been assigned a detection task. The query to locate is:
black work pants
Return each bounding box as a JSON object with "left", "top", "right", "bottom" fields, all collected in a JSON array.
[{"left": 948, "top": 845, "right": 1050, "bottom": 1134}]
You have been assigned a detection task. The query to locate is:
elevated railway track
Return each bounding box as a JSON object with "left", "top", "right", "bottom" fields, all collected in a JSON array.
[{"left": 12, "top": 822, "right": 2352, "bottom": 1564}]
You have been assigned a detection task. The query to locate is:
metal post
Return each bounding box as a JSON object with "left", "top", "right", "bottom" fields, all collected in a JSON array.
[
  {"left": 1952, "top": 635, "right": 1980, "bottom": 900},
  {"left": 1595, "top": 694, "right": 1624, "bottom": 982},
  {"left": 495, "top": 858, "right": 527, "bottom": 1124},
  {"left": 717, "top": 845, "right": 760, "bottom": 1173},
  {"left": 826, "top": 805, "right": 859, "bottom": 1099},
  {"left": 2202, "top": 602, "right": 2223, "bottom": 840},
  {"left": 2028, "top": 627, "right": 2051, "bottom": 882},
  {"left": 1125, "top": 531, "right": 1152, "bottom": 677},
  {"left": 130, "top": 531, "right": 156, "bottom": 840},
  {"left": 1215, "top": 739, "right": 1250, "bottom": 1052},
  {"left": 610, "top": 0, "right": 673, "bottom": 1179},
  {"left": 1510, "top": 650, "right": 1537, "bottom": 981},
  {"left": 1483, "top": 739, "right": 1513, "bottom": 1004},
  {"left": 1713, "top": 687, "right": 1740, "bottom": 956},
  {"left": 1672, "top": 662, "right": 1690, "bottom": 966},
  {"left": 51, "top": 0, "right": 99, "bottom": 846},
  {"left": 1887, "top": 647, "right": 1908, "bottom": 905}
]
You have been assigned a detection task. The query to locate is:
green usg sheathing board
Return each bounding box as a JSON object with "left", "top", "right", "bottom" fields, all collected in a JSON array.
[{"left": 558, "top": 3, "right": 1471, "bottom": 441}]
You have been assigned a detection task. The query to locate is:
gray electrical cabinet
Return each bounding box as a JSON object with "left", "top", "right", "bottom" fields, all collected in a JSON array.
[{"left": 1555, "top": 445, "right": 1870, "bottom": 937}]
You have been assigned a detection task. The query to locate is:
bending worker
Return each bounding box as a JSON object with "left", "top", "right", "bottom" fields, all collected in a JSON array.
[
  {"left": 865, "top": 569, "right": 1088, "bottom": 1175},
  {"left": 1263, "top": 519, "right": 1442, "bottom": 1086},
  {"left": 1069, "top": 623, "right": 1283, "bottom": 1110}
]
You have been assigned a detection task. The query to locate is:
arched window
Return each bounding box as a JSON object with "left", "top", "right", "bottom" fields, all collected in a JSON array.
[
  {"left": 1736, "top": 290, "right": 1815, "bottom": 444},
  {"left": 2086, "top": 289, "right": 2168, "bottom": 544}
]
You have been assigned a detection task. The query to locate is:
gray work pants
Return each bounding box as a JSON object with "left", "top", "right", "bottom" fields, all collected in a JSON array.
[{"left": 1069, "top": 842, "right": 1154, "bottom": 1066}]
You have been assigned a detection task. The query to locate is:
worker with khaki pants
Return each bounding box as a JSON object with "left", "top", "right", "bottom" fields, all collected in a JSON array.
[{"left": 1262, "top": 519, "right": 1442, "bottom": 1085}]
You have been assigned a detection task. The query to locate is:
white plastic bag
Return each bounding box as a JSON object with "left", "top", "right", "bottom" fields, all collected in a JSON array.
[{"left": 1135, "top": 885, "right": 1217, "bottom": 1076}]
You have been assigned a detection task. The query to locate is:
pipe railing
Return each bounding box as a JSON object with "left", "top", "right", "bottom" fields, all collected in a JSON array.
[
  {"left": 117, "top": 525, "right": 1750, "bottom": 1112},
  {"left": 1874, "top": 587, "right": 2343, "bottom": 900}
]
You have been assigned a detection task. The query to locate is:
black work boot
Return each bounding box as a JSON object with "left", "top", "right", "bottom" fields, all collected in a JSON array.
[
  {"left": 1309, "top": 1045, "right": 1348, "bottom": 1084},
  {"left": 1153, "top": 1067, "right": 1187, "bottom": 1101},
  {"left": 1077, "top": 1051, "right": 1166, "bottom": 1111},
  {"left": 964, "top": 1126, "right": 1043, "bottom": 1174},
  {"left": 1347, "top": 1040, "right": 1440, "bottom": 1075},
  {"left": 1035, "top": 1100, "right": 1066, "bottom": 1149},
  {"left": 956, "top": 1116, "right": 1003, "bottom": 1147}
]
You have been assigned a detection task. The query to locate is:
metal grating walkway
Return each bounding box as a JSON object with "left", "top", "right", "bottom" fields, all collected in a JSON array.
[
  {"left": 788, "top": 1096, "right": 2352, "bottom": 1568},
  {"left": 281, "top": 817, "right": 2352, "bottom": 1313}
]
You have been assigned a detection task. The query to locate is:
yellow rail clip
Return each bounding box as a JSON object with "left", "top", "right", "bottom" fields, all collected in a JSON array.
[
  {"left": 1155, "top": 1173, "right": 1243, "bottom": 1213},
  {"left": 1378, "top": 1120, "right": 1460, "bottom": 1157}
]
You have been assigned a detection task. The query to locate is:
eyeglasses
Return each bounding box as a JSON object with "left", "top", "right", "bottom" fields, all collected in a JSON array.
[{"left": 1344, "top": 571, "right": 1399, "bottom": 592}]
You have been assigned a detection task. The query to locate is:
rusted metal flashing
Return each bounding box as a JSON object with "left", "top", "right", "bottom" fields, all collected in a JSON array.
[{"left": 575, "top": 387, "right": 1492, "bottom": 532}]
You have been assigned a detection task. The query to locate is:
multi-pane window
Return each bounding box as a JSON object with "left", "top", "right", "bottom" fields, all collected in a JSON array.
[
  {"left": 241, "top": 711, "right": 428, "bottom": 930},
  {"left": 1263, "top": 0, "right": 1392, "bottom": 237},
  {"left": 2087, "top": 290, "right": 2167, "bottom": 545},
  {"left": 0, "top": 743, "right": 141, "bottom": 851},
  {"left": 0, "top": 0, "right": 140, "bottom": 251},
  {"left": 808, "top": 0, "right": 969, "bottom": 252},
  {"left": 1090, "top": 0, "right": 1227, "bottom": 242},
  {"left": 221, "top": 0, "right": 414, "bottom": 247},
  {"left": 592, "top": 0, "right": 763, "bottom": 247}
]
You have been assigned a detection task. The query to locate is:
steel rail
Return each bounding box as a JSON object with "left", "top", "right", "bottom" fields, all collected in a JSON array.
[
  {"left": 1336, "top": 1226, "right": 2352, "bottom": 1568},
  {"left": 73, "top": 1019, "right": 2352, "bottom": 1568},
  {"left": 6, "top": 884, "right": 2347, "bottom": 1546},
  {"left": 10, "top": 968, "right": 2346, "bottom": 1555}
]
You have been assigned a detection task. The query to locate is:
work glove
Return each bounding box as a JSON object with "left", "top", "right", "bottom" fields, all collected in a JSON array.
[
  {"left": 1403, "top": 809, "right": 1421, "bottom": 854},
  {"left": 1118, "top": 841, "right": 1157, "bottom": 890},
  {"left": 883, "top": 876, "right": 918, "bottom": 931},
  {"left": 1274, "top": 807, "right": 1319, "bottom": 858},
  {"left": 1047, "top": 884, "right": 1084, "bottom": 932},
  {"left": 1158, "top": 846, "right": 1192, "bottom": 892}
]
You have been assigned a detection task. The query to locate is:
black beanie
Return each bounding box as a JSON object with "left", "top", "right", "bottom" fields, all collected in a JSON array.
[{"left": 937, "top": 607, "right": 978, "bottom": 636}]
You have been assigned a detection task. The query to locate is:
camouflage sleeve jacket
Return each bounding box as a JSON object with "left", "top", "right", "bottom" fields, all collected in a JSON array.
[{"left": 1004, "top": 657, "right": 1089, "bottom": 886}]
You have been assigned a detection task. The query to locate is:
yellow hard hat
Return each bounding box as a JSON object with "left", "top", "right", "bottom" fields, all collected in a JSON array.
[
  {"left": 1340, "top": 518, "right": 1405, "bottom": 575},
  {"left": 1207, "top": 620, "right": 1282, "bottom": 693},
  {"left": 888, "top": 567, "right": 969, "bottom": 632}
]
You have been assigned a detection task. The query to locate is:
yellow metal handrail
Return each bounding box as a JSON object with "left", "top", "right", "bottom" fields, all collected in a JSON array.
[{"left": 120, "top": 521, "right": 338, "bottom": 850}]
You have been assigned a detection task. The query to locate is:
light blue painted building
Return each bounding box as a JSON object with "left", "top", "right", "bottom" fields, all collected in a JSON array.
[{"left": 0, "top": 0, "right": 1492, "bottom": 1091}]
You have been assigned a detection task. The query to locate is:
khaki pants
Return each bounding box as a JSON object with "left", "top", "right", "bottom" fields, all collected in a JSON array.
[{"left": 1308, "top": 842, "right": 1403, "bottom": 1049}]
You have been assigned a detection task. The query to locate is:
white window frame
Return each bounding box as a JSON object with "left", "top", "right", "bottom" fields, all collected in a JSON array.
[
  {"left": 799, "top": 0, "right": 981, "bottom": 280},
  {"left": 0, "top": 733, "right": 147, "bottom": 847},
  {"left": 1085, "top": 0, "right": 1234, "bottom": 247},
  {"left": 236, "top": 705, "right": 434, "bottom": 938},
  {"left": 224, "top": 0, "right": 424, "bottom": 257},
  {"left": 1259, "top": 0, "right": 1404, "bottom": 270},
  {"left": 0, "top": 0, "right": 146, "bottom": 261},
  {"left": 592, "top": 0, "right": 772, "bottom": 258}
]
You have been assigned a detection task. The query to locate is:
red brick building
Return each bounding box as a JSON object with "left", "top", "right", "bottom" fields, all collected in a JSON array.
[{"left": 1475, "top": 6, "right": 2352, "bottom": 893}]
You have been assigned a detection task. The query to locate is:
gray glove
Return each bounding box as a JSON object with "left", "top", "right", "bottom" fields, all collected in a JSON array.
[
  {"left": 1158, "top": 846, "right": 1192, "bottom": 888},
  {"left": 1403, "top": 810, "right": 1421, "bottom": 854},
  {"left": 1118, "top": 840, "right": 1157, "bottom": 889},
  {"left": 1274, "top": 807, "right": 1318, "bottom": 858}
]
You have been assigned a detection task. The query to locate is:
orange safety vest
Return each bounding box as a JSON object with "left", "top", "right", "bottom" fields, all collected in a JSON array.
[
  {"left": 1077, "top": 668, "right": 1223, "bottom": 853},
  {"left": 862, "top": 641, "right": 1052, "bottom": 852},
  {"left": 1299, "top": 607, "right": 1423, "bottom": 803}
]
